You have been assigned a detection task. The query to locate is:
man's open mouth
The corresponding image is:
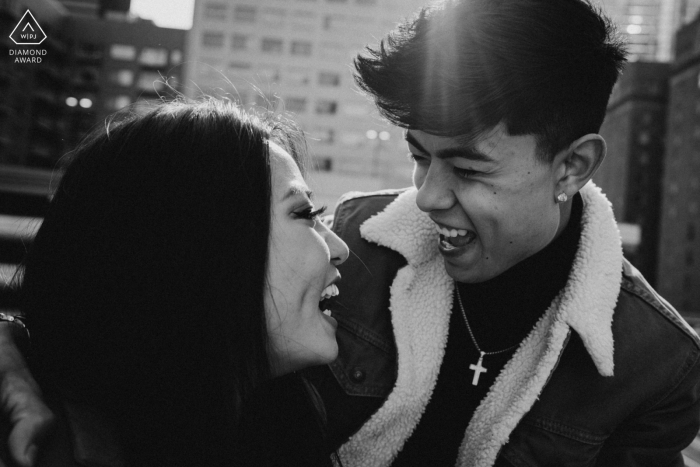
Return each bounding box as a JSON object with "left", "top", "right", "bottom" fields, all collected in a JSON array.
[{"left": 435, "top": 224, "right": 477, "bottom": 249}]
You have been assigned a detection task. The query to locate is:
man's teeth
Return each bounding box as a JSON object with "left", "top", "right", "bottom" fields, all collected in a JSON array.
[
  {"left": 321, "top": 284, "right": 339, "bottom": 300},
  {"left": 435, "top": 225, "right": 469, "bottom": 238},
  {"left": 322, "top": 309, "right": 332, "bottom": 317}
]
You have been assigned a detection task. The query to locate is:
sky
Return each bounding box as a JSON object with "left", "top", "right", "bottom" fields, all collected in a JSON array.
[{"left": 130, "top": 0, "right": 195, "bottom": 30}]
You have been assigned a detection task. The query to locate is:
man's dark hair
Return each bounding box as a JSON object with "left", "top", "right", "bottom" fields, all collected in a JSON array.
[{"left": 354, "top": 0, "right": 627, "bottom": 160}]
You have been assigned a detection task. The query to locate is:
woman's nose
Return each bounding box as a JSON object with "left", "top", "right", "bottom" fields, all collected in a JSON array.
[{"left": 319, "top": 220, "right": 349, "bottom": 265}]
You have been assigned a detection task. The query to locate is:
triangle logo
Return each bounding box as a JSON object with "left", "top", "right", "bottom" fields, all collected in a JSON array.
[{"left": 9, "top": 10, "right": 47, "bottom": 45}]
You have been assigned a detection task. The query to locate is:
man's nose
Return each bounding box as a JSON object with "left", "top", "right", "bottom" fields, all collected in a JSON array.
[{"left": 415, "top": 165, "right": 455, "bottom": 213}]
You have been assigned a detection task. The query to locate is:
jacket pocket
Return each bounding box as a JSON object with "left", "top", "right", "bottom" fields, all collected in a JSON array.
[{"left": 498, "top": 415, "right": 607, "bottom": 467}]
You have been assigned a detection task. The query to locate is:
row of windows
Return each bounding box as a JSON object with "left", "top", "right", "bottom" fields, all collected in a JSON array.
[
  {"left": 203, "top": 4, "right": 373, "bottom": 31},
  {"left": 107, "top": 69, "right": 170, "bottom": 91},
  {"left": 109, "top": 44, "right": 182, "bottom": 67},
  {"left": 222, "top": 63, "right": 341, "bottom": 88},
  {"left": 202, "top": 33, "right": 315, "bottom": 57},
  {"left": 204, "top": 0, "right": 376, "bottom": 20},
  {"left": 238, "top": 94, "right": 339, "bottom": 116}
]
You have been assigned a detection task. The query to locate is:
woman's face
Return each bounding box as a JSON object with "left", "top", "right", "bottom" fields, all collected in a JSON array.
[{"left": 265, "top": 142, "right": 349, "bottom": 377}]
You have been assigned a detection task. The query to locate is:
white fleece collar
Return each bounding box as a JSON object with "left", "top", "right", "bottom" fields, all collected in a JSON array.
[{"left": 340, "top": 182, "right": 623, "bottom": 467}]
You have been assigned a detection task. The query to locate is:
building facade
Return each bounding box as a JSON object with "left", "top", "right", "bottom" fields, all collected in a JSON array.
[
  {"left": 597, "top": 61, "right": 670, "bottom": 285},
  {"left": 601, "top": 0, "right": 700, "bottom": 62},
  {"left": 184, "top": 0, "right": 425, "bottom": 207},
  {"left": 657, "top": 15, "right": 700, "bottom": 314},
  {"left": 1, "top": 0, "right": 185, "bottom": 169}
]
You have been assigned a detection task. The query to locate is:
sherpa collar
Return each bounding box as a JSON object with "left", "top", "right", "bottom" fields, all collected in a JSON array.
[
  {"left": 341, "top": 182, "right": 623, "bottom": 467},
  {"left": 360, "top": 182, "right": 621, "bottom": 376}
]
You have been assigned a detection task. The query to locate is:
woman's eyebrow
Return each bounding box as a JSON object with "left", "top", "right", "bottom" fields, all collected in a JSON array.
[{"left": 283, "top": 184, "right": 314, "bottom": 201}]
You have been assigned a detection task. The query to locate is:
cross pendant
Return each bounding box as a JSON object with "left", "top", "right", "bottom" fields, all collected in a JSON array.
[{"left": 469, "top": 351, "right": 487, "bottom": 386}]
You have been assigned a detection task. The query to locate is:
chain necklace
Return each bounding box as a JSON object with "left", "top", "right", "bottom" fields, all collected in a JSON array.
[{"left": 455, "top": 284, "right": 519, "bottom": 386}]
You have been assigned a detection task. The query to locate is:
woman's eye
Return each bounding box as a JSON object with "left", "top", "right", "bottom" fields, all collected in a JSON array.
[
  {"left": 296, "top": 205, "right": 327, "bottom": 221},
  {"left": 409, "top": 153, "right": 430, "bottom": 165}
]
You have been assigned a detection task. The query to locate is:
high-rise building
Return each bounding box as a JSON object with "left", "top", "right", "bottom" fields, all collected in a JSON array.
[
  {"left": 597, "top": 61, "right": 670, "bottom": 285},
  {"left": 184, "top": 0, "right": 425, "bottom": 207},
  {"left": 601, "top": 0, "right": 700, "bottom": 62},
  {"left": 59, "top": 15, "right": 185, "bottom": 150},
  {"left": 657, "top": 15, "right": 700, "bottom": 314},
  {"left": 0, "top": 0, "right": 186, "bottom": 168}
]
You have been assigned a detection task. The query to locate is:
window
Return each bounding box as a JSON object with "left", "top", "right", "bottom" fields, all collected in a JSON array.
[
  {"left": 202, "top": 31, "right": 225, "bottom": 48},
  {"left": 285, "top": 97, "right": 307, "bottom": 113},
  {"left": 257, "top": 65, "right": 280, "bottom": 82},
  {"left": 318, "top": 71, "right": 340, "bottom": 86},
  {"left": 314, "top": 157, "right": 333, "bottom": 171},
  {"left": 229, "top": 61, "right": 252, "bottom": 70},
  {"left": 204, "top": 2, "right": 227, "bottom": 19},
  {"left": 261, "top": 7, "right": 286, "bottom": 25},
  {"left": 139, "top": 47, "right": 168, "bottom": 67},
  {"left": 170, "top": 50, "right": 183, "bottom": 65},
  {"left": 291, "top": 41, "right": 312, "bottom": 56},
  {"left": 137, "top": 72, "right": 166, "bottom": 92},
  {"left": 261, "top": 38, "right": 284, "bottom": 54},
  {"left": 106, "top": 95, "right": 132, "bottom": 110},
  {"left": 234, "top": 5, "right": 257, "bottom": 22},
  {"left": 110, "top": 44, "right": 136, "bottom": 61},
  {"left": 316, "top": 128, "right": 334, "bottom": 143},
  {"left": 316, "top": 100, "right": 338, "bottom": 115},
  {"left": 231, "top": 34, "right": 248, "bottom": 50},
  {"left": 109, "top": 69, "right": 134, "bottom": 86},
  {"left": 286, "top": 68, "right": 310, "bottom": 86}
]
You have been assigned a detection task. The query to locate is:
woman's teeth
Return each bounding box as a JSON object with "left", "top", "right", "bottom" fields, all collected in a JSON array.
[
  {"left": 321, "top": 284, "right": 339, "bottom": 300},
  {"left": 322, "top": 309, "right": 332, "bottom": 317}
]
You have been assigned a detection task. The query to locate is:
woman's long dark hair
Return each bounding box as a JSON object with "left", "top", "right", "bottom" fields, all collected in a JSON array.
[{"left": 18, "top": 98, "right": 306, "bottom": 465}]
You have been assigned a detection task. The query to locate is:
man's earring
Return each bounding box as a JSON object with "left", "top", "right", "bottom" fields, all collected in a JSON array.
[{"left": 556, "top": 193, "right": 568, "bottom": 203}]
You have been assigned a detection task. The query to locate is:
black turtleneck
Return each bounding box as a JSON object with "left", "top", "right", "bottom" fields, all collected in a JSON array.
[{"left": 392, "top": 194, "right": 583, "bottom": 467}]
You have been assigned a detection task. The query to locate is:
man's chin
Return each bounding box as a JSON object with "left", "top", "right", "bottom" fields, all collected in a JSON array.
[{"left": 443, "top": 258, "right": 499, "bottom": 284}]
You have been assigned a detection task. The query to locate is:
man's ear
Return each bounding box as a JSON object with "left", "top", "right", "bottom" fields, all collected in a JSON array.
[{"left": 554, "top": 134, "right": 606, "bottom": 196}]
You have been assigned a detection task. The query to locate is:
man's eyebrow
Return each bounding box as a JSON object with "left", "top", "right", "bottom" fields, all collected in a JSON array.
[
  {"left": 405, "top": 133, "right": 495, "bottom": 163},
  {"left": 283, "top": 185, "right": 313, "bottom": 201}
]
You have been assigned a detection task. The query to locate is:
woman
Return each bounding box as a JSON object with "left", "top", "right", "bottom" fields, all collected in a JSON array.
[{"left": 11, "top": 98, "right": 348, "bottom": 465}]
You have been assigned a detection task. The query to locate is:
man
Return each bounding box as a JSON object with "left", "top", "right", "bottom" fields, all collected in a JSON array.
[
  {"left": 301, "top": 0, "right": 700, "bottom": 465},
  {"left": 1, "top": 0, "right": 700, "bottom": 466}
]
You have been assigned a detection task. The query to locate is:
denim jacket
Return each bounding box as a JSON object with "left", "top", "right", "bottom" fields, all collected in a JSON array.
[{"left": 307, "top": 184, "right": 700, "bottom": 467}]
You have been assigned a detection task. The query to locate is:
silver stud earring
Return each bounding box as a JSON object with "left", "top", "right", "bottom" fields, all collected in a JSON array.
[{"left": 556, "top": 193, "right": 568, "bottom": 203}]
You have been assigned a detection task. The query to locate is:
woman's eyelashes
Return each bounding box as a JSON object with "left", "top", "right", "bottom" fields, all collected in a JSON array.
[
  {"left": 409, "top": 153, "right": 429, "bottom": 165},
  {"left": 295, "top": 205, "right": 328, "bottom": 221}
]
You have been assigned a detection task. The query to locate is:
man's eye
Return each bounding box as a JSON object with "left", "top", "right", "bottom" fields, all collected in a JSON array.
[{"left": 454, "top": 167, "right": 479, "bottom": 178}]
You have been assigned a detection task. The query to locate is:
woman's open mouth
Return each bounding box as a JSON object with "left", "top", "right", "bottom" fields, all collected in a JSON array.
[{"left": 319, "top": 283, "right": 339, "bottom": 317}]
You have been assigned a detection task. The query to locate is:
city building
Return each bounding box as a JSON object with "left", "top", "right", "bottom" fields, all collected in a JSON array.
[
  {"left": 1, "top": 0, "right": 186, "bottom": 169},
  {"left": 601, "top": 0, "right": 700, "bottom": 62},
  {"left": 1, "top": 0, "right": 70, "bottom": 168},
  {"left": 597, "top": 61, "right": 670, "bottom": 285},
  {"left": 656, "top": 15, "right": 700, "bottom": 315},
  {"left": 184, "top": 0, "right": 426, "bottom": 207},
  {"left": 58, "top": 13, "right": 186, "bottom": 151}
]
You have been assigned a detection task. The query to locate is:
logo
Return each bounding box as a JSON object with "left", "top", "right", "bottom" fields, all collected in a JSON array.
[{"left": 9, "top": 10, "right": 47, "bottom": 45}]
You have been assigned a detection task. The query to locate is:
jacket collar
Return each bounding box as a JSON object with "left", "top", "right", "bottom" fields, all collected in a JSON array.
[{"left": 360, "top": 182, "right": 622, "bottom": 377}]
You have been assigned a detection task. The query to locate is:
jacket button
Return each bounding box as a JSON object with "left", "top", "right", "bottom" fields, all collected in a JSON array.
[{"left": 350, "top": 368, "right": 366, "bottom": 383}]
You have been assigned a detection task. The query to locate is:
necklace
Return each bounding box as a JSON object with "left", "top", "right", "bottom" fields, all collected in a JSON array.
[{"left": 455, "top": 284, "right": 519, "bottom": 386}]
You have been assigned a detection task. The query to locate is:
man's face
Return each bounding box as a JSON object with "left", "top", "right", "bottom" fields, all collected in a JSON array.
[{"left": 408, "top": 124, "right": 564, "bottom": 283}]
